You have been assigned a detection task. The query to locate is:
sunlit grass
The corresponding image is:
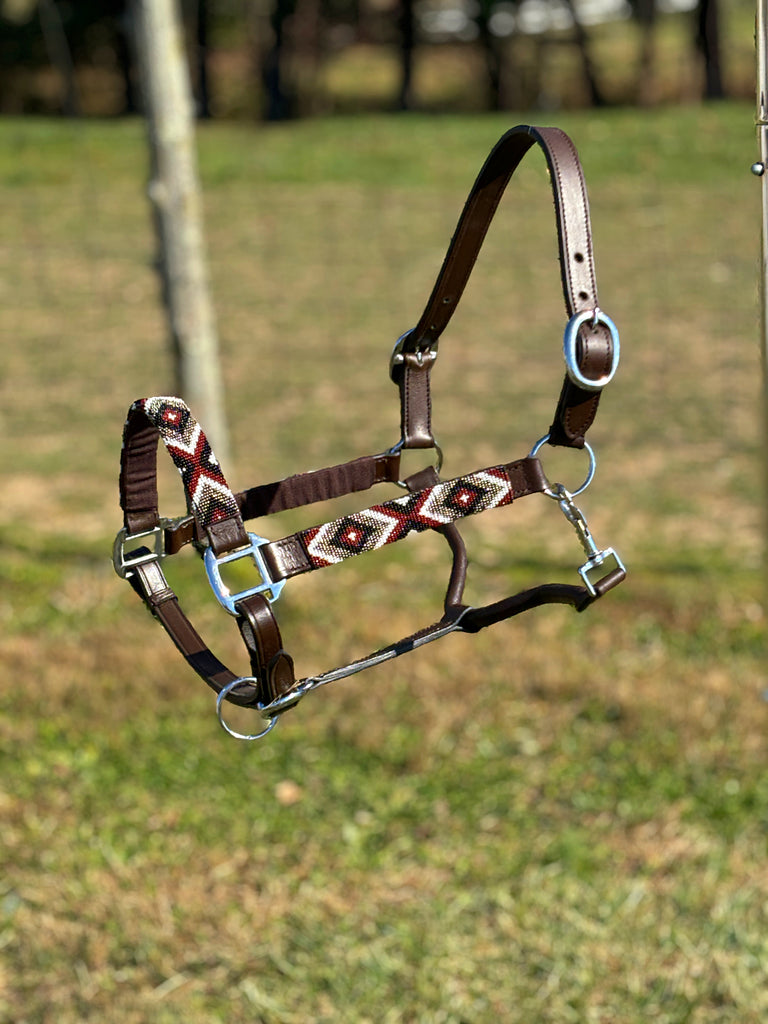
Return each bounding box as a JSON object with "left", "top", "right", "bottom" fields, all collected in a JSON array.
[{"left": 1, "top": 102, "right": 766, "bottom": 1022}]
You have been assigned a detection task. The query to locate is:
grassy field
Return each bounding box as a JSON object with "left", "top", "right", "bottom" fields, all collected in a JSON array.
[{"left": 1, "top": 101, "right": 766, "bottom": 1022}]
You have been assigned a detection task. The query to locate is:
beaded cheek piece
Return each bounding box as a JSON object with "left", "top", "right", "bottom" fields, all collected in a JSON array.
[{"left": 114, "top": 124, "right": 626, "bottom": 741}]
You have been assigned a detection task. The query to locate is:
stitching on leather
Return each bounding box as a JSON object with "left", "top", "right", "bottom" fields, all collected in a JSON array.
[{"left": 543, "top": 128, "right": 597, "bottom": 312}]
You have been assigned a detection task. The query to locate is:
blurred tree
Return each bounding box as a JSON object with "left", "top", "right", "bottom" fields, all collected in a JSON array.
[
  {"left": 695, "top": 0, "right": 724, "bottom": 99},
  {"left": 561, "top": 0, "right": 605, "bottom": 107},
  {"left": 37, "top": 0, "right": 79, "bottom": 115},
  {"left": 0, "top": 0, "right": 738, "bottom": 117},
  {"left": 260, "top": 0, "right": 297, "bottom": 119},
  {"left": 475, "top": 0, "right": 506, "bottom": 111},
  {"left": 629, "top": 0, "right": 658, "bottom": 105},
  {"left": 193, "top": 0, "right": 211, "bottom": 116},
  {"left": 397, "top": 0, "right": 415, "bottom": 110}
]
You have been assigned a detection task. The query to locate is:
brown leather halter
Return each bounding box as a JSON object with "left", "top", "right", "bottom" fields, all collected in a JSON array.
[{"left": 114, "top": 125, "right": 625, "bottom": 740}]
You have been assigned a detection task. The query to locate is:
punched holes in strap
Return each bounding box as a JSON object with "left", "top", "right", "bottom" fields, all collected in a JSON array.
[{"left": 392, "top": 125, "right": 618, "bottom": 450}]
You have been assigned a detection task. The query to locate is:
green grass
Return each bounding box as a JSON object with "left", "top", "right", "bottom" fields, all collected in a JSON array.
[{"left": 1, "top": 102, "right": 766, "bottom": 1022}]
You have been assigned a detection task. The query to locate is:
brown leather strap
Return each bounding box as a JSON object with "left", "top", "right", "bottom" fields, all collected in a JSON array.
[
  {"left": 127, "top": 556, "right": 261, "bottom": 705},
  {"left": 404, "top": 465, "right": 468, "bottom": 612},
  {"left": 116, "top": 127, "right": 624, "bottom": 724},
  {"left": 163, "top": 451, "right": 403, "bottom": 554},
  {"left": 393, "top": 124, "right": 615, "bottom": 449},
  {"left": 120, "top": 398, "right": 250, "bottom": 554},
  {"left": 125, "top": 552, "right": 295, "bottom": 706},
  {"left": 117, "top": 403, "right": 414, "bottom": 707},
  {"left": 237, "top": 593, "right": 295, "bottom": 703},
  {"left": 397, "top": 352, "right": 436, "bottom": 449},
  {"left": 259, "top": 456, "right": 548, "bottom": 583}
]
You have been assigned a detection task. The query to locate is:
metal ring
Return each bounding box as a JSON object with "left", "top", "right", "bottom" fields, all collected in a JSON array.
[
  {"left": 563, "top": 308, "right": 620, "bottom": 392},
  {"left": 387, "top": 440, "right": 444, "bottom": 489},
  {"left": 216, "top": 678, "right": 279, "bottom": 741},
  {"left": 529, "top": 433, "right": 596, "bottom": 498}
]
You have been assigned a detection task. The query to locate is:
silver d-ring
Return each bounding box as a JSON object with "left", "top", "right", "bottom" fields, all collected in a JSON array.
[
  {"left": 529, "top": 433, "right": 596, "bottom": 498},
  {"left": 216, "top": 678, "right": 279, "bottom": 741},
  {"left": 563, "top": 308, "right": 620, "bottom": 392},
  {"left": 388, "top": 440, "right": 444, "bottom": 489}
]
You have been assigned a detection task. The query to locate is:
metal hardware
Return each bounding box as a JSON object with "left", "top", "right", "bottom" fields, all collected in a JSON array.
[
  {"left": 204, "top": 532, "right": 286, "bottom": 615},
  {"left": 258, "top": 680, "right": 314, "bottom": 718},
  {"left": 113, "top": 523, "right": 167, "bottom": 579},
  {"left": 389, "top": 329, "right": 439, "bottom": 382},
  {"left": 216, "top": 678, "right": 281, "bottom": 741},
  {"left": 529, "top": 433, "right": 596, "bottom": 498},
  {"left": 752, "top": 162, "right": 766, "bottom": 177},
  {"left": 563, "top": 308, "right": 620, "bottom": 392},
  {"left": 387, "top": 438, "right": 444, "bottom": 489},
  {"left": 256, "top": 608, "right": 472, "bottom": 727},
  {"left": 552, "top": 483, "right": 625, "bottom": 597}
]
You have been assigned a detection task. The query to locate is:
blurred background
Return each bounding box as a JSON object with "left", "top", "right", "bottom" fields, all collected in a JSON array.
[
  {"left": 2, "top": 2, "right": 767, "bottom": 1022},
  {"left": 0, "top": 0, "right": 754, "bottom": 119}
]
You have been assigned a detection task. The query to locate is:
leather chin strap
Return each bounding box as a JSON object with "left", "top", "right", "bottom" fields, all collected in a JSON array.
[{"left": 114, "top": 124, "right": 626, "bottom": 734}]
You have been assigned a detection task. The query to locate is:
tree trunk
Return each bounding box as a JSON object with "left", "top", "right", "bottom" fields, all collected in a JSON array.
[
  {"left": 634, "top": 0, "right": 657, "bottom": 106},
  {"left": 398, "top": 0, "right": 416, "bottom": 111},
  {"left": 562, "top": 0, "right": 606, "bottom": 107},
  {"left": 38, "top": 0, "right": 81, "bottom": 116},
  {"left": 195, "top": 0, "right": 211, "bottom": 118},
  {"left": 476, "top": 0, "right": 504, "bottom": 110},
  {"left": 262, "top": 0, "right": 296, "bottom": 121},
  {"left": 131, "top": 0, "right": 229, "bottom": 461},
  {"left": 696, "top": 0, "right": 724, "bottom": 100}
]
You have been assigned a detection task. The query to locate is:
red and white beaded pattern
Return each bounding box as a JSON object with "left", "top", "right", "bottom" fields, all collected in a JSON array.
[
  {"left": 138, "top": 397, "right": 240, "bottom": 529},
  {"left": 301, "top": 468, "right": 514, "bottom": 567}
]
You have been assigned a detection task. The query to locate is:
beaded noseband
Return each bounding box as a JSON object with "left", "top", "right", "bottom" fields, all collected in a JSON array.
[{"left": 114, "top": 125, "right": 625, "bottom": 740}]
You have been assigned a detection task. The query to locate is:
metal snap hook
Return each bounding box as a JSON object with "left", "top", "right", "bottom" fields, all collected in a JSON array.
[
  {"left": 216, "top": 678, "right": 280, "bottom": 741},
  {"left": 528, "top": 433, "right": 596, "bottom": 498}
]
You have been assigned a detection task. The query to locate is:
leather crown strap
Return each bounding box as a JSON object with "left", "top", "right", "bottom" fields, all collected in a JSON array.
[{"left": 115, "top": 124, "right": 625, "bottom": 736}]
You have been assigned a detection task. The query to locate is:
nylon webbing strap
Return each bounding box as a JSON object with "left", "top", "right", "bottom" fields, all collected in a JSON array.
[
  {"left": 120, "top": 398, "right": 549, "bottom": 580},
  {"left": 258, "top": 458, "right": 546, "bottom": 583},
  {"left": 116, "top": 396, "right": 598, "bottom": 711}
]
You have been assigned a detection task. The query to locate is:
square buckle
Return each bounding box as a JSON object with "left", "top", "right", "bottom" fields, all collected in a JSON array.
[
  {"left": 578, "top": 547, "right": 626, "bottom": 597},
  {"left": 113, "top": 524, "right": 166, "bottom": 579},
  {"left": 204, "top": 532, "right": 285, "bottom": 615}
]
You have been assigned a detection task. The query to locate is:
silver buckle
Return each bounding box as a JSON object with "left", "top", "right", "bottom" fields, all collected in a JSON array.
[
  {"left": 204, "top": 532, "right": 285, "bottom": 615},
  {"left": 563, "top": 308, "right": 620, "bottom": 392},
  {"left": 578, "top": 548, "right": 626, "bottom": 597},
  {"left": 113, "top": 524, "right": 166, "bottom": 579}
]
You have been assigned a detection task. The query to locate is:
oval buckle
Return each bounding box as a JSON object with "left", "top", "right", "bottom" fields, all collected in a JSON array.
[{"left": 563, "top": 309, "right": 620, "bottom": 392}]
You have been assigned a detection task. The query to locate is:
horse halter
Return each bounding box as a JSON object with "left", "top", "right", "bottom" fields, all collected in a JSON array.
[{"left": 114, "top": 125, "right": 626, "bottom": 741}]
